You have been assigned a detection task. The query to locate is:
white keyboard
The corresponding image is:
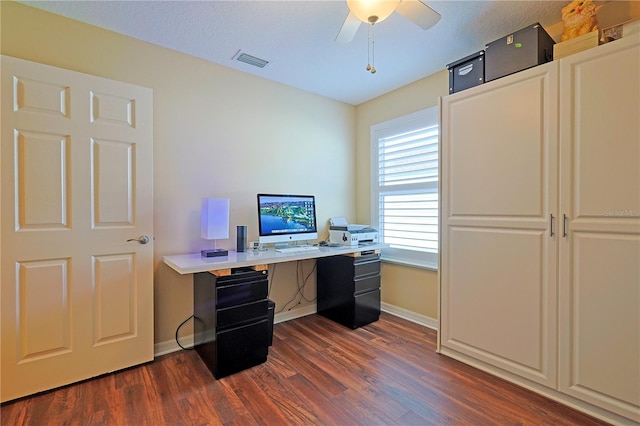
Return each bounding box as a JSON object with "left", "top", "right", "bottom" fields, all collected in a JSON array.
[{"left": 275, "top": 246, "right": 319, "bottom": 253}]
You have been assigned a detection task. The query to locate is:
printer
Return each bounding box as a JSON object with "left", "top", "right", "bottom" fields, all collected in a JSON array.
[{"left": 328, "top": 217, "right": 379, "bottom": 247}]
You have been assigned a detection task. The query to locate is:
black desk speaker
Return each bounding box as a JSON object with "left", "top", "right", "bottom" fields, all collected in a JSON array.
[{"left": 237, "top": 225, "right": 247, "bottom": 252}]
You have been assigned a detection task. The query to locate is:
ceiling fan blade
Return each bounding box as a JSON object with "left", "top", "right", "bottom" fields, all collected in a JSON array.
[
  {"left": 395, "top": 0, "right": 441, "bottom": 30},
  {"left": 335, "top": 11, "right": 361, "bottom": 44}
]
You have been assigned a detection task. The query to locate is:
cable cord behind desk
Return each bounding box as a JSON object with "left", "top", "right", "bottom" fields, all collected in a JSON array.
[
  {"left": 175, "top": 315, "right": 195, "bottom": 350},
  {"left": 277, "top": 259, "right": 317, "bottom": 313}
]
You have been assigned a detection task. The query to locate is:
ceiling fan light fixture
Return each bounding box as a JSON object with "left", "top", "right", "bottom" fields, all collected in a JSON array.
[{"left": 346, "top": 0, "right": 401, "bottom": 25}]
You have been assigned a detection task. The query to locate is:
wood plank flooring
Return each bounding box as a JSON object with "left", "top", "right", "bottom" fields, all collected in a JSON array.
[{"left": 1, "top": 313, "right": 609, "bottom": 425}]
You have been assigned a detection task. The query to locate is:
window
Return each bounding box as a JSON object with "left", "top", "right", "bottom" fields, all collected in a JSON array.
[{"left": 370, "top": 106, "right": 439, "bottom": 269}]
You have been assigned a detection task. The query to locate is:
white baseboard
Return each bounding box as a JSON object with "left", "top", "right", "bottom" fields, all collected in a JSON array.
[
  {"left": 154, "top": 303, "right": 436, "bottom": 357},
  {"left": 274, "top": 304, "right": 316, "bottom": 324},
  {"left": 155, "top": 335, "right": 193, "bottom": 357},
  {"left": 381, "top": 302, "right": 438, "bottom": 330}
]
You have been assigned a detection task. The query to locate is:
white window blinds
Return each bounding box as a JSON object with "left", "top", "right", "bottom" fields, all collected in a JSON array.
[
  {"left": 378, "top": 125, "right": 438, "bottom": 187},
  {"left": 377, "top": 192, "right": 438, "bottom": 252},
  {"left": 371, "top": 106, "right": 439, "bottom": 268}
]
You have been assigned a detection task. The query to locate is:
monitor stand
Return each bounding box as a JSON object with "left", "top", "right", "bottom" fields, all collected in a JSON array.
[{"left": 274, "top": 242, "right": 295, "bottom": 250}]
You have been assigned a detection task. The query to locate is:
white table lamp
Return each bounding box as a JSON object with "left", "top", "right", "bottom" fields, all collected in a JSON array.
[{"left": 201, "top": 198, "right": 230, "bottom": 257}]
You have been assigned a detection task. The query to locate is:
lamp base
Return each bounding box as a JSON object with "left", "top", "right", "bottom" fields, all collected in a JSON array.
[{"left": 201, "top": 249, "right": 228, "bottom": 258}]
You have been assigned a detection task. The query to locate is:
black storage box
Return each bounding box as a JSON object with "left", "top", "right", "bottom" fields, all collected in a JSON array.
[
  {"left": 484, "top": 22, "right": 555, "bottom": 82},
  {"left": 446, "top": 50, "right": 484, "bottom": 94}
]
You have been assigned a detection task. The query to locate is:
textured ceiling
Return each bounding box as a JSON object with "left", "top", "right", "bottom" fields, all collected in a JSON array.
[{"left": 20, "top": 0, "right": 569, "bottom": 105}]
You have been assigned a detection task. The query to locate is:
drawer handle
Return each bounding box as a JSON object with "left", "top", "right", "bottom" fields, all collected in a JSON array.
[{"left": 355, "top": 259, "right": 380, "bottom": 266}]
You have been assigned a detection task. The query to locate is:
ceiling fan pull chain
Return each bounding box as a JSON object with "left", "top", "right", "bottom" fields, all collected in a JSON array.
[
  {"left": 366, "top": 24, "right": 372, "bottom": 71},
  {"left": 370, "top": 23, "right": 376, "bottom": 74}
]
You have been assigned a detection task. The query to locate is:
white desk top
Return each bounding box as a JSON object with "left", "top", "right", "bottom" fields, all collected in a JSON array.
[{"left": 163, "top": 243, "right": 387, "bottom": 275}]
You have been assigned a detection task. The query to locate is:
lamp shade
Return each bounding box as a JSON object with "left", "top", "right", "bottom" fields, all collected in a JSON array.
[
  {"left": 201, "top": 198, "right": 230, "bottom": 240},
  {"left": 347, "top": 0, "right": 401, "bottom": 24}
]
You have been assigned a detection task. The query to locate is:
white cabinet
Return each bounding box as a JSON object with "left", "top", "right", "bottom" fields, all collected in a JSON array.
[
  {"left": 439, "top": 60, "right": 559, "bottom": 387},
  {"left": 558, "top": 35, "right": 640, "bottom": 421},
  {"left": 439, "top": 34, "right": 639, "bottom": 424}
]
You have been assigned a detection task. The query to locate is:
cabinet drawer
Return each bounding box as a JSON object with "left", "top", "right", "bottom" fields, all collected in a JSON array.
[
  {"left": 355, "top": 274, "right": 380, "bottom": 295},
  {"left": 217, "top": 299, "right": 268, "bottom": 330},
  {"left": 353, "top": 253, "right": 381, "bottom": 263},
  {"left": 217, "top": 268, "right": 267, "bottom": 285},
  {"left": 215, "top": 319, "right": 269, "bottom": 378},
  {"left": 353, "top": 258, "right": 380, "bottom": 278},
  {"left": 354, "top": 289, "right": 380, "bottom": 328},
  {"left": 216, "top": 278, "right": 268, "bottom": 308}
]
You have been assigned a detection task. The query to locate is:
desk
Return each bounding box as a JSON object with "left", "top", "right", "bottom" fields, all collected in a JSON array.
[
  {"left": 163, "top": 243, "right": 388, "bottom": 274},
  {"left": 163, "top": 243, "right": 387, "bottom": 378}
]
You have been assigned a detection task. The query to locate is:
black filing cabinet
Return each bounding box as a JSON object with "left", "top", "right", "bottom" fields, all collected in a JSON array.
[
  {"left": 194, "top": 267, "right": 269, "bottom": 379},
  {"left": 317, "top": 251, "right": 381, "bottom": 329}
]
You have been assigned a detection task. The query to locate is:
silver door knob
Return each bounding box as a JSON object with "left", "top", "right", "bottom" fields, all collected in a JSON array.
[{"left": 127, "top": 235, "right": 150, "bottom": 244}]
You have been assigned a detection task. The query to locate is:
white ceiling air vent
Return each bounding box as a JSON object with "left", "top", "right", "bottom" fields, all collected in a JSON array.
[{"left": 232, "top": 50, "right": 269, "bottom": 69}]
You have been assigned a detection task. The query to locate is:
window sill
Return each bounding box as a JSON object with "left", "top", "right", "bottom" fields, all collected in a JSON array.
[{"left": 380, "top": 256, "right": 438, "bottom": 272}]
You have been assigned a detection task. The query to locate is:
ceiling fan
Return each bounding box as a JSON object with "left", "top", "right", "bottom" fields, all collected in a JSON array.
[{"left": 335, "top": 0, "right": 441, "bottom": 44}]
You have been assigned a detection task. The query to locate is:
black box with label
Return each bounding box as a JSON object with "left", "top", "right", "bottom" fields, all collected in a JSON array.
[
  {"left": 484, "top": 22, "right": 555, "bottom": 82},
  {"left": 446, "top": 50, "right": 485, "bottom": 94}
]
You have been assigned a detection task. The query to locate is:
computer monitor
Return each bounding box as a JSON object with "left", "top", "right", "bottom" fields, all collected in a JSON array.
[{"left": 257, "top": 194, "right": 318, "bottom": 246}]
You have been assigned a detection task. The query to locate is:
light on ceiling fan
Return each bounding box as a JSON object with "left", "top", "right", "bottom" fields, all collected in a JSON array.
[
  {"left": 347, "top": 0, "right": 401, "bottom": 74},
  {"left": 346, "top": 0, "right": 401, "bottom": 24}
]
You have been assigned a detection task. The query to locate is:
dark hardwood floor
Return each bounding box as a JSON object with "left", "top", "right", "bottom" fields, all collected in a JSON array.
[{"left": 1, "top": 313, "right": 609, "bottom": 425}]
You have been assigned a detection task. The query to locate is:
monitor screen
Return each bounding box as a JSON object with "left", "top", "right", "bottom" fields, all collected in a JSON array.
[{"left": 257, "top": 194, "right": 318, "bottom": 244}]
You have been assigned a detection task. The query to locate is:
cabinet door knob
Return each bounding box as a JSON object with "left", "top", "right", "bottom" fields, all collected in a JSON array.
[
  {"left": 550, "top": 214, "right": 555, "bottom": 237},
  {"left": 562, "top": 214, "right": 568, "bottom": 238}
]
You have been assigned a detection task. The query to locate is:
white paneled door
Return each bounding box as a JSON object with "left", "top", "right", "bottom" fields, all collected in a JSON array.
[
  {"left": 558, "top": 36, "right": 640, "bottom": 421},
  {"left": 439, "top": 62, "right": 559, "bottom": 388},
  {"left": 1, "top": 56, "right": 154, "bottom": 402}
]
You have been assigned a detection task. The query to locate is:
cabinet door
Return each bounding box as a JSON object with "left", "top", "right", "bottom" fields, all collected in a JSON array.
[
  {"left": 558, "top": 35, "right": 640, "bottom": 422},
  {"left": 440, "top": 61, "right": 559, "bottom": 387}
]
